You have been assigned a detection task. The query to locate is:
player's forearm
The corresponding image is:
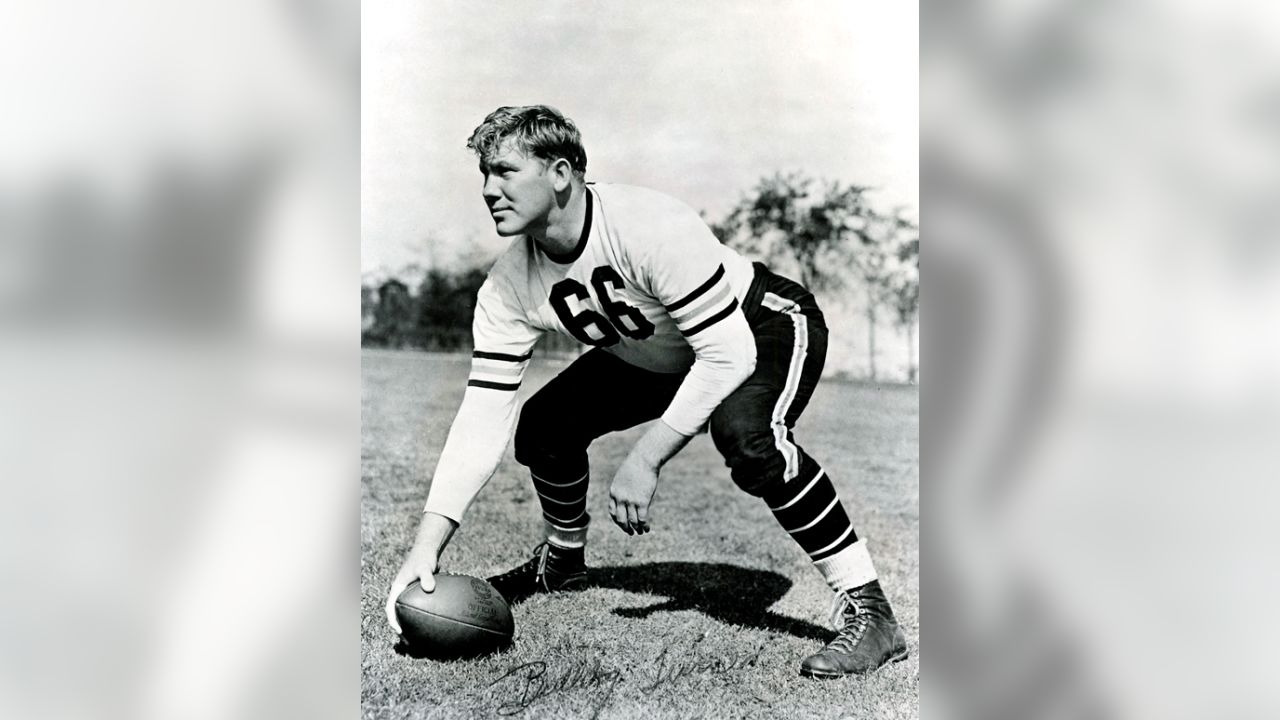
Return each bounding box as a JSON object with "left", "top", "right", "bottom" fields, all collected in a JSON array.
[
  {"left": 630, "top": 419, "right": 693, "bottom": 469},
  {"left": 422, "top": 387, "right": 519, "bottom": 522},
  {"left": 660, "top": 320, "right": 757, "bottom": 436},
  {"left": 414, "top": 511, "right": 459, "bottom": 555}
]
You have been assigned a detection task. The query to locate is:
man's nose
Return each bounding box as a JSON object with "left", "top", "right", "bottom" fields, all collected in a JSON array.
[{"left": 482, "top": 175, "right": 502, "bottom": 202}]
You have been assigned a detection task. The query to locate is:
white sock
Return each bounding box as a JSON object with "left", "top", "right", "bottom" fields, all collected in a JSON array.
[
  {"left": 814, "top": 539, "right": 878, "bottom": 593},
  {"left": 544, "top": 517, "right": 588, "bottom": 550}
]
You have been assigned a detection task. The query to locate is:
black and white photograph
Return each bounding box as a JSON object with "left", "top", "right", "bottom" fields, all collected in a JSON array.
[{"left": 361, "top": 2, "right": 919, "bottom": 718}]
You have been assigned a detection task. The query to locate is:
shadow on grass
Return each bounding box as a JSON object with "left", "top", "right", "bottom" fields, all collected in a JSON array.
[{"left": 585, "top": 562, "right": 831, "bottom": 642}]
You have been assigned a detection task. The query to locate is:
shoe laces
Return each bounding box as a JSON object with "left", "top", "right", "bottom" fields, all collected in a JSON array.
[
  {"left": 825, "top": 592, "right": 872, "bottom": 655},
  {"left": 828, "top": 591, "right": 853, "bottom": 629},
  {"left": 491, "top": 542, "right": 551, "bottom": 585},
  {"left": 534, "top": 542, "right": 550, "bottom": 588}
]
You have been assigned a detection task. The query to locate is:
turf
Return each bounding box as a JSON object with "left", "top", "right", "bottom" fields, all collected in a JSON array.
[{"left": 362, "top": 349, "right": 919, "bottom": 719}]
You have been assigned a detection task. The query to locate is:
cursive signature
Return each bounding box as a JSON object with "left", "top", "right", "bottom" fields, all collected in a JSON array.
[
  {"left": 487, "top": 644, "right": 768, "bottom": 717},
  {"left": 640, "top": 644, "right": 766, "bottom": 694},
  {"left": 489, "top": 658, "right": 622, "bottom": 719}
]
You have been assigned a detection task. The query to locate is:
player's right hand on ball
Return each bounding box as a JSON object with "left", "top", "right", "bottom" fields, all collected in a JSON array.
[{"left": 385, "top": 549, "right": 439, "bottom": 635}]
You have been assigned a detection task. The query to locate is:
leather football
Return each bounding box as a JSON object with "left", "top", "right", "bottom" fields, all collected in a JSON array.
[{"left": 395, "top": 573, "right": 514, "bottom": 658}]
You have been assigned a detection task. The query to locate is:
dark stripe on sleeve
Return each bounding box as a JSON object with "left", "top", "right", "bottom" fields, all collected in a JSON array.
[
  {"left": 467, "top": 379, "right": 521, "bottom": 391},
  {"left": 472, "top": 349, "right": 533, "bottom": 363},
  {"left": 665, "top": 265, "right": 726, "bottom": 312},
  {"left": 680, "top": 298, "right": 740, "bottom": 337}
]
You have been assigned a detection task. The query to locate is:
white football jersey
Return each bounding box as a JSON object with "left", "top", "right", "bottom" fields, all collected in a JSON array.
[{"left": 425, "top": 183, "right": 758, "bottom": 522}]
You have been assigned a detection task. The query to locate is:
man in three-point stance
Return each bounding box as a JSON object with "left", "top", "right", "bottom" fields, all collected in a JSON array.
[{"left": 385, "top": 105, "right": 907, "bottom": 678}]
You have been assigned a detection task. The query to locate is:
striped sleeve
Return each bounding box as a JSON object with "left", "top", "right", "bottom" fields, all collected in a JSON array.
[
  {"left": 424, "top": 274, "right": 541, "bottom": 523},
  {"left": 634, "top": 202, "right": 756, "bottom": 437},
  {"left": 465, "top": 275, "right": 541, "bottom": 392},
  {"left": 665, "top": 264, "right": 740, "bottom": 337},
  {"left": 467, "top": 349, "right": 533, "bottom": 391}
]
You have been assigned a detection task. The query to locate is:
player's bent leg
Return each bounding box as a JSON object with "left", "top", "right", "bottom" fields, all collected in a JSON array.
[
  {"left": 708, "top": 383, "right": 793, "bottom": 496},
  {"left": 716, "top": 432, "right": 909, "bottom": 678},
  {"left": 710, "top": 383, "right": 866, "bottom": 570},
  {"left": 493, "top": 370, "right": 595, "bottom": 603},
  {"left": 759, "top": 452, "right": 859, "bottom": 562},
  {"left": 514, "top": 386, "right": 592, "bottom": 550},
  {"left": 759, "top": 457, "right": 907, "bottom": 677},
  {"left": 491, "top": 350, "right": 683, "bottom": 604},
  {"left": 711, "top": 286, "right": 907, "bottom": 677}
]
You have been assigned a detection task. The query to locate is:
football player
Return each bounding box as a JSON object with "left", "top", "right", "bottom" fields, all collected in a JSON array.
[{"left": 385, "top": 105, "right": 907, "bottom": 678}]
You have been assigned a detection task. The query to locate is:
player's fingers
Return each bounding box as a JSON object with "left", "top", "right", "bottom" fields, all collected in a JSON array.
[
  {"left": 414, "top": 565, "right": 436, "bottom": 593},
  {"left": 625, "top": 504, "right": 639, "bottom": 533},
  {"left": 609, "top": 496, "right": 629, "bottom": 533},
  {"left": 613, "top": 504, "right": 633, "bottom": 535},
  {"left": 385, "top": 587, "right": 403, "bottom": 634}
]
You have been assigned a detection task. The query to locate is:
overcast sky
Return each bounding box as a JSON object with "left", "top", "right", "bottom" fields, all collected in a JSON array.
[{"left": 362, "top": 0, "right": 918, "bottom": 273}]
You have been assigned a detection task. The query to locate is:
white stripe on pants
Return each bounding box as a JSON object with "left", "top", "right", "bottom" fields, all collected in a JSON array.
[{"left": 762, "top": 291, "right": 807, "bottom": 481}]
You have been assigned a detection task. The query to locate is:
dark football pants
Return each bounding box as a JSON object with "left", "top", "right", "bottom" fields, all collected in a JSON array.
[
  {"left": 513, "top": 350, "right": 685, "bottom": 534},
  {"left": 513, "top": 264, "right": 860, "bottom": 562}
]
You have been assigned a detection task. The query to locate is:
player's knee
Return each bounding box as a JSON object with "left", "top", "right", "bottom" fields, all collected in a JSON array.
[
  {"left": 513, "top": 396, "right": 555, "bottom": 467},
  {"left": 709, "top": 413, "right": 787, "bottom": 497}
]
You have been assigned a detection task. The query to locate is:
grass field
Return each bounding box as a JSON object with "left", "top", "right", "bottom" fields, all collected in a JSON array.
[{"left": 361, "top": 349, "right": 919, "bottom": 719}]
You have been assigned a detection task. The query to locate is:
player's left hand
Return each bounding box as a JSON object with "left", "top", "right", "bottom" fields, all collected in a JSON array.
[{"left": 609, "top": 454, "right": 658, "bottom": 535}]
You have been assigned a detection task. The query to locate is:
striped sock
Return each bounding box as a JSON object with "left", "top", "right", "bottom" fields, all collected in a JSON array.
[
  {"left": 763, "top": 454, "right": 870, "bottom": 591},
  {"left": 531, "top": 465, "right": 591, "bottom": 549}
]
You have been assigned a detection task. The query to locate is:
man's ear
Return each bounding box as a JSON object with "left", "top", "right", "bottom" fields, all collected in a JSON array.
[{"left": 548, "top": 158, "right": 575, "bottom": 192}]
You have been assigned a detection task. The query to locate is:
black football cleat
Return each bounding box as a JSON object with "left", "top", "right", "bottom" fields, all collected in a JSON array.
[
  {"left": 486, "top": 542, "right": 588, "bottom": 605},
  {"left": 800, "top": 580, "right": 909, "bottom": 679}
]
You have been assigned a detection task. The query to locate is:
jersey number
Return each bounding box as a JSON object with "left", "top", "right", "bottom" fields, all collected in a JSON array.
[{"left": 549, "top": 267, "right": 656, "bottom": 347}]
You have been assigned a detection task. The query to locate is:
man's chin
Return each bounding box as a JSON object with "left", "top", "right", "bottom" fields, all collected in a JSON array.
[{"left": 492, "top": 221, "right": 522, "bottom": 237}]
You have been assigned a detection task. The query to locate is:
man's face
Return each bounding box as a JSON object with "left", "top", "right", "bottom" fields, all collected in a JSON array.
[{"left": 479, "top": 142, "right": 557, "bottom": 237}]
